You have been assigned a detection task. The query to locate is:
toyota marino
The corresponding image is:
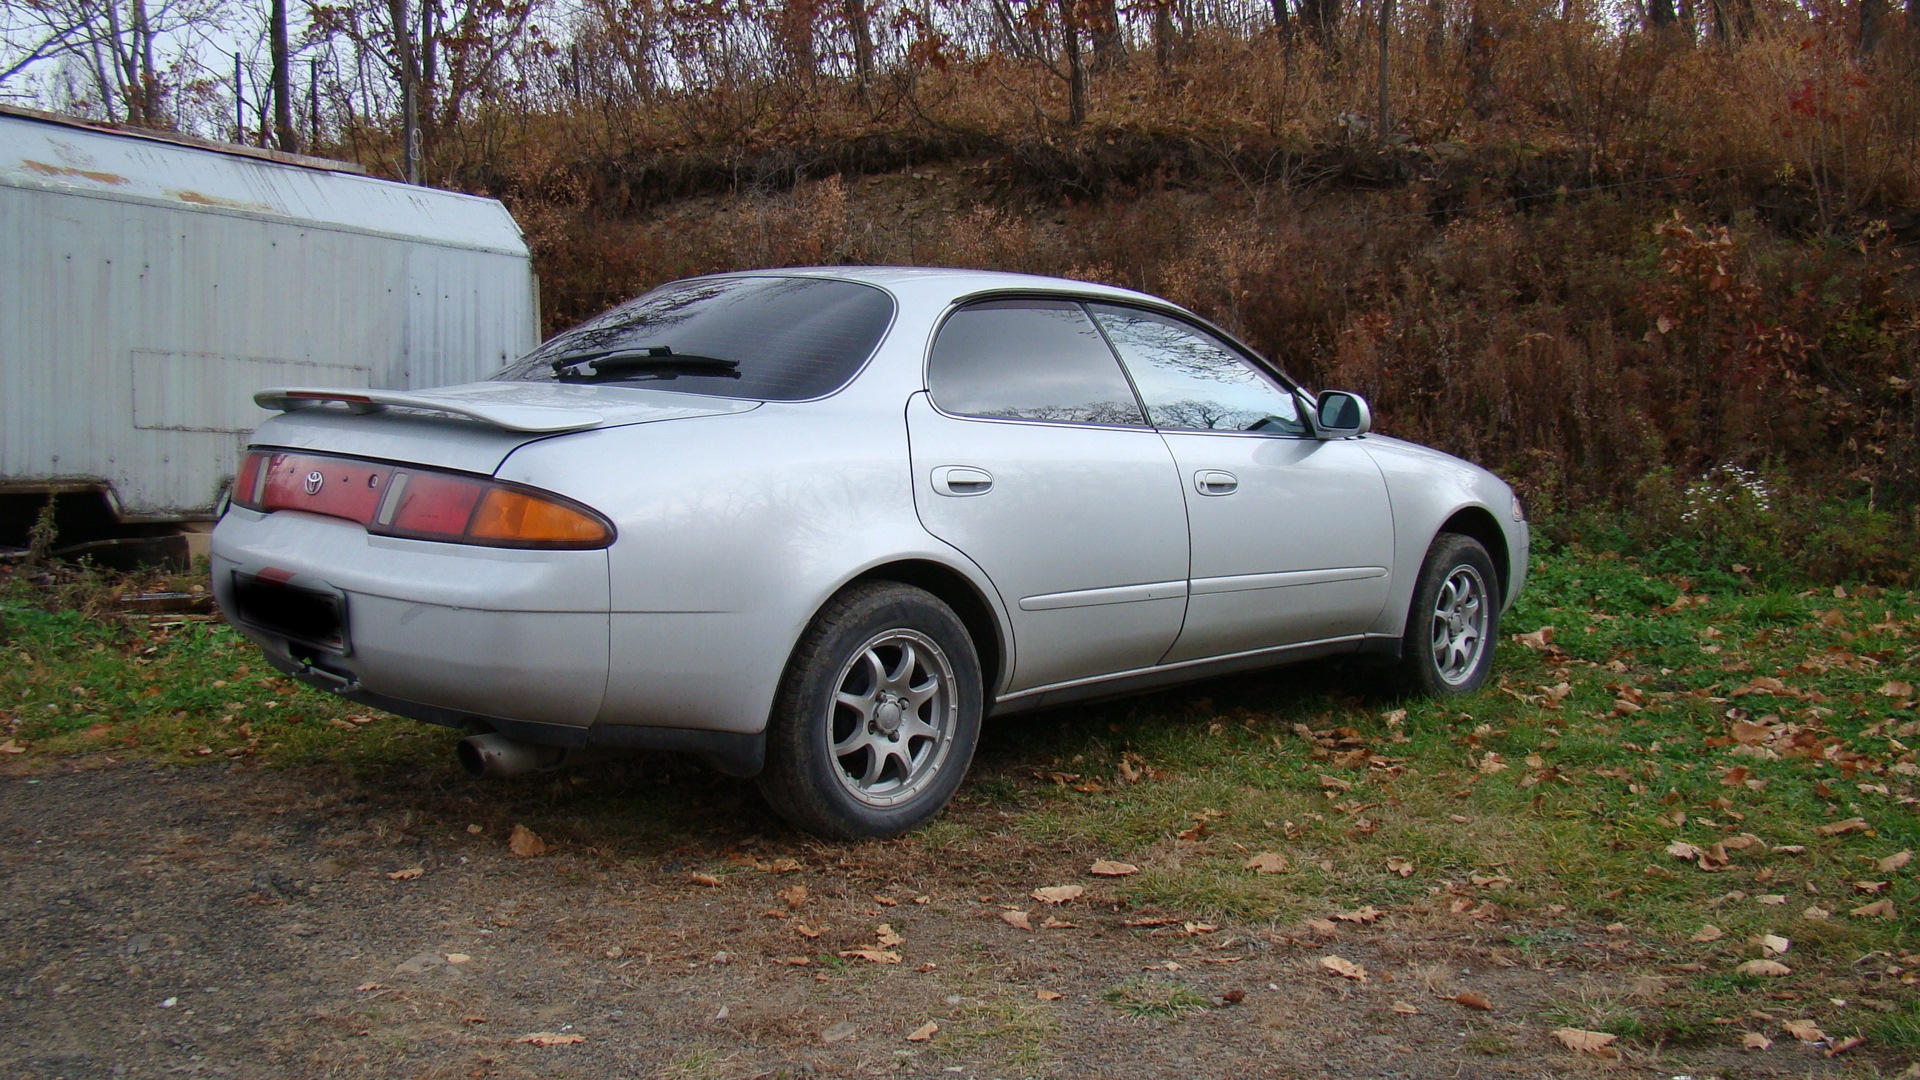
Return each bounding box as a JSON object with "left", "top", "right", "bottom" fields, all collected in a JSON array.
[{"left": 211, "top": 267, "right": 1530, "bottom": 838}]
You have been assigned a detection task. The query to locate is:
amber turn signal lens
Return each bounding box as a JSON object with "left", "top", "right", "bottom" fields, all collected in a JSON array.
[{"left": 469, "top": 488, "right": 611, "bottom": 546}]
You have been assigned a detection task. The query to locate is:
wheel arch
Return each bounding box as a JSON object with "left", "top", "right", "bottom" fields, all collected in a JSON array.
[
  {"left": 844, "top": 559, "right": 1007, "bottom": 700},
  {"left": 1436, "top": 506, "right": 1512, "bottom": 604}
]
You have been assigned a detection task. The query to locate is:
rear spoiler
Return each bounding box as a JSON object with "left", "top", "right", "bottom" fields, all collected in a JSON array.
[{"left": 255, "top": 388, "right": 605, "bottom": 434}]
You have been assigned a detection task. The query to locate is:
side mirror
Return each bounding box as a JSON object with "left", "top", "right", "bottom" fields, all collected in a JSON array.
[{"left": 1313, "top": 391, "right": 1371, "bottom": 439}]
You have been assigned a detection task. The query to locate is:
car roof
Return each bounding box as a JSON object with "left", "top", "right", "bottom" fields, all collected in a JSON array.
[{"left": 693, "top": 265, "right": 1177, "bottom": 309}]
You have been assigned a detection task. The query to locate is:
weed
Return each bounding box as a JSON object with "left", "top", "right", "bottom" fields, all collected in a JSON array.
[{"left": 1100, "top": 977, "right": 1207, "bottom": 1021}]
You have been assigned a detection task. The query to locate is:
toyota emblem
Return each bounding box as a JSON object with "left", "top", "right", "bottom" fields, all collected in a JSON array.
[{"left": 304, "top": 470, "right": 324, "bottom": 495}]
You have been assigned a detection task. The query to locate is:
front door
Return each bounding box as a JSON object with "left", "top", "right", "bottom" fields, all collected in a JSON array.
[{"left": 1087, "top": 304, "right": 1395, "bottom": 663}]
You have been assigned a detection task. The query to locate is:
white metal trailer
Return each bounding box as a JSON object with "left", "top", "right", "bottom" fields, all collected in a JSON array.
[{"left": 0, "top": 105, "right": 539, "bottom": 546}]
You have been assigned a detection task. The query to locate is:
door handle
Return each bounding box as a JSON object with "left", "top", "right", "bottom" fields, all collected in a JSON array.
[
  {"left": 1194, "top": 469, "right": 1238, "bottom": 496},
  {"left": 931, "top": 466, "right": 994, "bottom": 497}
]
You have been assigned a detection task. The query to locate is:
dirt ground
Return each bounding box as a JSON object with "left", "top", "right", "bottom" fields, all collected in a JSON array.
[{"left": 0, "top": 756, "right": 1889, "bottom": 1080}]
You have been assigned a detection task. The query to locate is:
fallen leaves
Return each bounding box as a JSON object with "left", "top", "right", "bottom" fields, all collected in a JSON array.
[
  {"left": 1031, "top": 885, "right": 1083, "bottom": 905},
  {"left": 1551, "top": 1028, "right": 1620, "bottom": 1058},
  {"left": 905, "top": 1021, "right": 937, "bottom": 1042},
  {"left": 1385, "top": 856, "right": 1415, "bottom": 878},
  {"left": 1090, "top": 860, "right": 1138, "bottom": 877},
  {"left": 1878, "top": 849, "right": 1912, "bottom": 873},
  {"left": 507, "top": 824, "right": 549, "bottom": 858},
  {"left": 1736, "top": 959, "right": 1792, "bottom": 977},
  {"left": 513, "top": 1032, "right": 585, "bottom": 1047},
  {"left": 385, "top": 867, "right": 424, "bottom": 881},
  {"left": 1816, "top": 817, "right": 1871, "bottom": 837},
  {"left": 1318, "top": 955, "right": 1367, "bottom": 981},
  {"left": 1446, "top": 991, "right": 1494, "bottom": 1011},
  {"left": 1782, "top": 1019, "right": 1826, "bottom": 1043},
  {"left": 1850, "top": 899, "right": 1896, "bottom": 919},
  {"left": 999, "top": 910, "right": 1033, "bottom": 932},
  {"left": 837, "top": 947, "right": 902, "bottom": 965},
  {"left": 1741, "top": 1032, "right": 1773, "bottom": 1050},
  {"left": 1691, "top": 924, "right": 1725, "bottom": 943},
  {"left": 1331, "top": 906, "right": 1382, "bottom": 924},
  {"left": 1243, "top": 852, "right": 1290, "bottom": 874}
]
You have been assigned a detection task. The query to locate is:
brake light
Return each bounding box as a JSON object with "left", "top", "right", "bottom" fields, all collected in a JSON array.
[
  {"left": 381, "top": 471, "right": 486, "bottom": 540},
  {"left": 232, "top": 451, "right": 268, "bottom": 510},
  {"left": 227, "top": 450, "right": 612, "bottom": 549}
]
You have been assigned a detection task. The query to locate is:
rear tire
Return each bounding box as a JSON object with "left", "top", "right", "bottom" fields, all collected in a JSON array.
[
  {"left": 1399, "top": 534, "right": 1500, "bottom": 697},
  {"left": 758, "top": 583, "right": 982, "bottom": 839}
]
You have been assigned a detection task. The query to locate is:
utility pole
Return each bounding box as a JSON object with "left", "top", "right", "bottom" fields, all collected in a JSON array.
[
  {"left": 234, "top": 52, "right": 243, "bottom": 142},
  {"left": 391, "top": 0, "right": 422, "bottom": 184}
]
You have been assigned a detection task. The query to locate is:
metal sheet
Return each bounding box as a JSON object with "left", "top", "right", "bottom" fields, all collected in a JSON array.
[{"left": 0, "top": 110, "right": 540, "bottom": 521}]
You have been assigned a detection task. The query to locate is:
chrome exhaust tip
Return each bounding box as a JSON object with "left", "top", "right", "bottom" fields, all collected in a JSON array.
[{"left": 457, "top": 732, "right": 566, "bottom": 779}]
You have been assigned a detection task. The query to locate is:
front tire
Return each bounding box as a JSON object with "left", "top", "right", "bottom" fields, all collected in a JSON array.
[
  {"left": 1399, "top": 534, "right": 1500, "bottom": 697},
  {"left": 758, "top": 583, "right": 982, "bottom": 839}
]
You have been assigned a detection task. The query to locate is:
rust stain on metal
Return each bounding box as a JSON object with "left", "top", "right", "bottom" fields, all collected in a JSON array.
[
  {"left": 22, "top": 159, "right": 128, "bottom": 185},
  {"left": 167, "top": 188, "right": 272, "bottom": 212}
]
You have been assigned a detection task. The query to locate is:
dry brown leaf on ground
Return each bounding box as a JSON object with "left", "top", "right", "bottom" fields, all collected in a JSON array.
[
  {"left": 1878, "top": 850, "right": 1912, "bottom": 873},
  {"left": 1515, "top": 627, "right": 1554, "bottom": 649},
  {"left": 1878, "top": 680, "right": 1914, "bottom": 698},
  {"left": 875, "top": 924, "right": 904, "bottom": 946},
  {"left": 1243, "top": 852, "right": 1289, "bottom": 873},
  {"left": 1319, "top": 955, "right": 1367, "bottom": 981},
  {"left": 793, "top": 922, "right": 823, "bottom": 939},
  {"left": 1332, "top": 906, "right": 1383, "bottom": 923},
  {"left": 780, "top": 884, "right": 808, "bottom": 908},
  {"left": 1741, "top": 1032, "right": 1772, "bottom": 1050},
  {"left": 444, "top": 953, "right": 471, "bottom": 964},
  {"left": 906, "top": 1021, "right": 937, "bottom": 1042},
  {"left": 1825, "top": 1035, "right": 1866, "bottom": 1057},
  {"left": 1090, "top": 860, "right": 1139, "bottom": 877},
  {"left": 1447, "top": 991, "right": 1494, "bottom": 1011},
  {"left": 1032, "top": 885, "right": 1084, "bottom": 905},
  {"left": 385, "top": 867, "right": 423, "bottom": 881},
  {"left": 1759, "top": 934, "right": 1791, "bottom": 956},
  {"left": 688, "top": 872, "right": 723, "bottom": 888},
  {"left": 513, "top": 1032, "right": 586, "bottom": 1046},
  {"left": 1041, "top": 916, "right": 1078, "bottom": 929},
  {"left": 1736, "top": 959, "right": 1792, "bottom": 977},
  {"left": 0, "top": 740, "right": 26, "bottom": 754},
  {"left": 507, "top": 824, "right": 549, "bottom": 858},
  {"left": 1816, "top": 818, "right": 1871, "bottom": 836},
  {"left": 1782, "top": 1019, "right": 1826, "bottom": 1043},
  {"left": 1755, "top": 894, "right": 1786, "bottom": 906},
  {"left": 1551, "top": 1028, "right": 1620, "bottom": 1057},
  {"left": 1851, "top": 899, "right": 1896, "bottom": 918},
  {"left": 999, "top": 909, "right": 1033, "bottom": 931},
  {"left": 1390, "top": 1001, "right": 1420, "bottom": 1015},
  {"left": 838, "top": 948, "right": 902, "bottom": 965},
  {"left": 1691, "top": 924, "right": 1724, "bottom": 942},
  {"left": 1386, "top": 856, "right": 1414, "bottom": 877},
  {"left": 1035, "top": 989, "right": 1063, "bottom": 1001}
]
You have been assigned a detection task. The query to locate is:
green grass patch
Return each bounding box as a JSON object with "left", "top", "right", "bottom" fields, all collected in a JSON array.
[{"left": 3, "top": 538, "right": 1916, "bottom": 1051}]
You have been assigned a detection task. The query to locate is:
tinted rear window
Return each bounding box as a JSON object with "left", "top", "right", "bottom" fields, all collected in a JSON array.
[{"left": 496, "top": 276, "right": 895, "bottom": 401}]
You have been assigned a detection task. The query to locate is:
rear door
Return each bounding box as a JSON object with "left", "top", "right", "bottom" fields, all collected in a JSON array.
[
  {"left": 906, "top": 299, "right": 1190, "bottom": 694},
  {"left": 1087, "top": 304, "right": 1395, "bottom": 663}
]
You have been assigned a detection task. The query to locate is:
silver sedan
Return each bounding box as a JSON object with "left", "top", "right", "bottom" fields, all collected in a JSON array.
[{"left": 211, "top": 268, "right": 1529, "bottom": 837}]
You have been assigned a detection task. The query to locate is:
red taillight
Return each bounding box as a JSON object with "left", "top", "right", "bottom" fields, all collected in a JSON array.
[
  {"left": 228, "top": 450, "right": 612, "bottom": 549},
  {"left": 379, "top": 471, "right": 486, "bottom": 541},
  {"left": 231, "top": 451, "right": 267, "bottom": 510}
]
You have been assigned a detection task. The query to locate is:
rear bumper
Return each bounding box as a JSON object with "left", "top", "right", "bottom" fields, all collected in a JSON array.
[{"left": 211, "top": 507, "right": 612, "bottom": 728}]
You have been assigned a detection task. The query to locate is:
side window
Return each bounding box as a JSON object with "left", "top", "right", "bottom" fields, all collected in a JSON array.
[
  {"left": 929, "top": 300, "right": 1147, "bottom": 427},
  {"left": 1088, "top": 304, "right": 1305, "bottom": 435}
]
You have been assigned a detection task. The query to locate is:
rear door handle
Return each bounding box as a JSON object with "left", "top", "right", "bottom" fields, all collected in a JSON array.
[
  {"left": 931, "top": 466, "right": 994, "bottom": 497},
  {"left": 1194, "top": 469, "right": 1238, "bottom": 496}
]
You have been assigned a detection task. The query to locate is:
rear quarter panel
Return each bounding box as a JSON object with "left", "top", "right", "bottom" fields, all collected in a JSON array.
[{"left": 493, "top": 396, "right": 1007, "bottom": 736}]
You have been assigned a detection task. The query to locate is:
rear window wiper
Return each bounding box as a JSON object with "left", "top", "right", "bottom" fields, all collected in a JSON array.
[{"left": 550, "top": 345, "right": 742, "bottom": 381}]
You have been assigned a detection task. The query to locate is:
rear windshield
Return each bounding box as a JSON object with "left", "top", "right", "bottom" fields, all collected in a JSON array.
[{"left": 495, "top": 276, "right": 895, "bottom": 401}]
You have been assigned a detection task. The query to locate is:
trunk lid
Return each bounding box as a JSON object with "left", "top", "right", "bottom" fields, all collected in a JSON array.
[{"left": 249, "top": 381, "right": 760, "bottom": 475}]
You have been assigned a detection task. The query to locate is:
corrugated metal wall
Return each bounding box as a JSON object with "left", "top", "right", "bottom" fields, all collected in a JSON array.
[{"left": 0, "top": 111, "right": 539, "bottom": 520}]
